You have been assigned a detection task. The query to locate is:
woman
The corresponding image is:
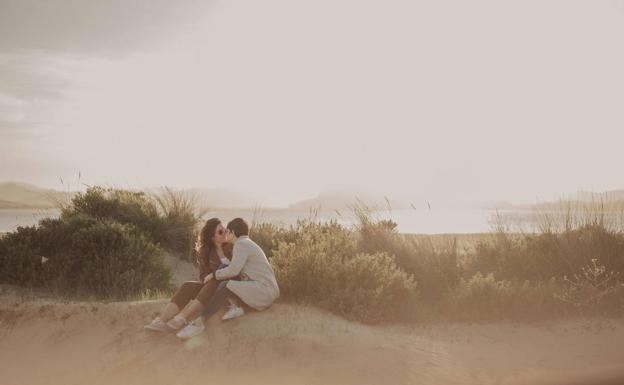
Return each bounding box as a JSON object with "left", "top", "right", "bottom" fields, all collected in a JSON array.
[
  {"left": 144, "top": 217, "right": 242, "bottom": 332},
  {"left": 176, "top": 217, "right": 279, "bottom": 339}
]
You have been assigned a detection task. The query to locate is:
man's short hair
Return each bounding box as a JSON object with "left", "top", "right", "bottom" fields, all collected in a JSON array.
[{"left": 227, "top": 217, "right": 249, "bottom": 237}]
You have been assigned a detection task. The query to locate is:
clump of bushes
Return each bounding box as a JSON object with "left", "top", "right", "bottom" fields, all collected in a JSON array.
[
  {"left": 271, "top": 220, "right": 417, "bottom": 323},
  {"left": 250, "top": 222, "right": 301, "bottom": 260},
  {"left": 0, "top": 185, "right": 208, "bottom": 299},
  {"left": 437, "top": 273, "right": 569, "bottom": 321},
  {"left": 455, "top": 206, "right": 624, "bottom": 320},
  {"left": 4, "top": 186, "right": 624, "bottom": 322},
  {"left": 353, "top": 205, "right": 461, "bottom": 302},
  {"left": 0, "top": 216, "right": 170, "bottom": 298},
  {"left": 259, "top": 204, "right": 624, "bottom": 322},
  {"left": 468, "top": 224, "right": 624, "bottom": 283},
  {"left": 555, "top": 258, "right": 624, "bottom": 316},
  {"left": 60, "top": 186, "right": 204, "bottom": 260}
]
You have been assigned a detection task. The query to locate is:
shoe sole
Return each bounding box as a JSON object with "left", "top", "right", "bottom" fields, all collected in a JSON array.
[
  {"left": 144, "top": 325, "right": 168, "bottom": 332},
  {"left": 165, "top": 322, "right": 186, "bottom": 331},
  {"left": 222, "top": 312, "right": 245, "bottom": 321},
  {"left": 176, "top": 330, "right": 204, "bottom": 339}
]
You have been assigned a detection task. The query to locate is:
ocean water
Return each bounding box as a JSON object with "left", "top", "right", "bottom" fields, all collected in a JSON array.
[
  {"left": 0, "top": 209, "right": 61, "bottom": 233},
  {"left": 214, "top": 208, "right": 503, "bottom": 234},
  {"left": 0, "top": 208, "right": 502, "bottom": 234}
]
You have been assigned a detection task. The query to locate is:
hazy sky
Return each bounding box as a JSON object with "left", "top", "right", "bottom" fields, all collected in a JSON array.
[{"left": 1, "top": 0, "right": 623, "bottom": 207}]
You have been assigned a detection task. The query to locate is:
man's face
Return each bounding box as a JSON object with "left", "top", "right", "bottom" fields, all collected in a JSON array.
[{"left": 225, "top": 228, "right": 234, "bottom": 242}]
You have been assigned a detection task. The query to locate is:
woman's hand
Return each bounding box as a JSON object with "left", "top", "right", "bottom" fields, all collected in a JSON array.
[{"left": 203, "top": 273, "right": 213, "bottom": 284}]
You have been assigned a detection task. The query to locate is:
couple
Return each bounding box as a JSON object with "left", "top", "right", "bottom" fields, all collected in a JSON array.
[{"left": 144, "top": 217, "right": 280, "bottom": 339}]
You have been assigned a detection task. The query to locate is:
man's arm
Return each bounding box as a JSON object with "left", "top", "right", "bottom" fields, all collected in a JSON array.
[{"left": 214, "top": 242, "right": 249, "bottom": 280}]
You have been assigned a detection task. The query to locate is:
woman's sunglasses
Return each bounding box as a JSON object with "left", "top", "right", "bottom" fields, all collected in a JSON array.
[{"left": 217, "top": 228, "right": 229, "bottom": 235}]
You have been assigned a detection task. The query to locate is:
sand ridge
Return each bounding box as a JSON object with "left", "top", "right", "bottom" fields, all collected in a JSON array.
[{"left": 0, "top": 285, "right": 623, "bottom": 385}]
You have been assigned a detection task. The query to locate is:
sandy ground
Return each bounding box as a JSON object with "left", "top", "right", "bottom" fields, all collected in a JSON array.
[{"left": 1, "top": 284, "right": 623, "bottom": 385}]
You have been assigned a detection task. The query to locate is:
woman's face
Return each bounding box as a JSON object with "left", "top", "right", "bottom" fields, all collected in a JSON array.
[{"left": 212, "top": 223, "right": 228, "bottom": 245}]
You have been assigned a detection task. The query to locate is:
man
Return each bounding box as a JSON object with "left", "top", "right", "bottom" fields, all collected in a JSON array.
[{"left": 176, "top": 217, "right": 280, "bottom": 339}]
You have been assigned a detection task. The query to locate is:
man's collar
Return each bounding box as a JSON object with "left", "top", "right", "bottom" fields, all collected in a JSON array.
[{"left": 233, "top": 235, "right": 249, "bottom": 243}]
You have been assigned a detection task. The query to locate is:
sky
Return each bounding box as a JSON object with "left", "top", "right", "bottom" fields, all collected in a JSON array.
[{"left": 1, "top": 0, "right": 624, "bottom": 207}]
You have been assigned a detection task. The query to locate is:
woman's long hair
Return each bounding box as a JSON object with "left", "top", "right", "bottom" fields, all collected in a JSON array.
[{"left": 195, "top": 217, "right": 222, "bottom": 273}]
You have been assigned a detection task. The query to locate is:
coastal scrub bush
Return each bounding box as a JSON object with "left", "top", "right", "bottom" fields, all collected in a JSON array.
[
  {"left": 271, "top": 220, "right": 417, "bottom": 323},
  {"left": 250, "top": 222, "right": 301, "bottom": 260},
  {"left": 0, "top": 216, "right": 171, "bottom": 298},
  {"left": 437, "top": 273, "right": 569, "bottom": 321},
  {"left": 51, "top": 220, "right": 171, "bottom": 298},
  {"left": 353, "top": 206, "right": 461, "bottom": 302},
  {"left": 61, "top": 186, "right": 203, "bottom": 260},
  {"left": 555, "top": 258, "right": 624, "bottom": 316},
  {"left": 468, "top": 224, "right": 624, "bottom": 282},
  {"left": 61, "top": 187, "right": 161, "bottom": 233},
  {"left": 152, "top": 187, "right": 207, "bottom": 260},
  {"left": 0, "top": 225, "right": 44, "bottom": 287}
]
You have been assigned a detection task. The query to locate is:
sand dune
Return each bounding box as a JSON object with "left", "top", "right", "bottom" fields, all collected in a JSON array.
[{"left": 0, "top": 285, "right": 623, "bottom": 385}]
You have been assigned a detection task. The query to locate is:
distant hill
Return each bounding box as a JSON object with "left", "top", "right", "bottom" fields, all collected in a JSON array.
[
  {"left": 288, "top": 191, "right": 412, "bottom": 211},
  {"left": 0, "top": 182, "right": 74, "bottom": 209},
  {"left": 180, "top": 188, "right": 259, "bottom": 209},
  {"left": 0, "top": 182, "right": 261, "bottom": 210},
  {"left": 527, "top": 189, "right": 624, "bottom": 210}
]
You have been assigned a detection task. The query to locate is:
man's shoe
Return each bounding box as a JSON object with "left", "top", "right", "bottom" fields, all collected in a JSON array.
[
  {"left": 222, "top": 305, "right": 245, "bottom": 321},
  {"left": 176, "top": 318, "right": 205, "bottom": 339},
  {"left": 144, "top": 317, "right": 168, "bottom": 332},
  {"left": 166, "top": 314, "right": 187, "bottom": 331}
]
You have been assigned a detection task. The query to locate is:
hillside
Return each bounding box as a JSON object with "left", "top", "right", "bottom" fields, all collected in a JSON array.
[
  {"left": 183, "top": 187, "right": 259, "bottom": 209},
  {"left": 289, "top": 191, "right": 414, "bottom": 211},
  {"left": 1, "top": 283, "right": 623, "bottom": 385},
  {"left": 0, "top": 182, "right": 73, "bottom": 209},
  {"left": 0, "top": 183, "right": 261, "bottom": 210}
]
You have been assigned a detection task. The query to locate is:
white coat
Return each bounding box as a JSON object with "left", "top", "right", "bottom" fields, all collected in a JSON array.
[{"left": 214, "top": 236, "right": 280, "bottom": 310}]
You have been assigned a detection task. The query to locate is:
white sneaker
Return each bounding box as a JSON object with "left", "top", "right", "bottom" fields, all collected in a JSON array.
[
  {"left": 144, "top": 317, "right": 168, "bottom": 332},
  {"left": 222, "top": 305, "right": 245, "bottom": 321},
  {"left": 176, "top": 318, "right": 205, "bottom": 339},
  {"left": 166, "top": 314, "right": 187, "bottom": 331}
]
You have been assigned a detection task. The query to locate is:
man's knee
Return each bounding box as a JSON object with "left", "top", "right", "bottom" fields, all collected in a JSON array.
[{"left": 217, "top": 280, "right": 230, "bottom": 291}]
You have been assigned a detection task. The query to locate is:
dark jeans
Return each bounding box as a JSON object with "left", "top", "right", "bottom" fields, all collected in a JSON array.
[
  {"left": 170, "top": 280, "right": 217, "bottom": 309},
  {"left": 170, "top": 264, "right": 231, "bottom": 309},
  {"left": 199, "top": 280, "right": 234, "bottom": 320}
]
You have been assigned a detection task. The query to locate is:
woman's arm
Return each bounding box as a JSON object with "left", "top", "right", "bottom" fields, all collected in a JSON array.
[{"left": 198, "top": 256, "right": 219, "bottom": 282}]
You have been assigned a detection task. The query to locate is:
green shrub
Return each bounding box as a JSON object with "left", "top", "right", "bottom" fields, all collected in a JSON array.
[
  {"left": 54, "top": 220, "right": 171, "bottom": 298},
  {"left": 469, "top": 224, "right": 624, "bottom": 282},
  {"left": 438, "top": 273, "right": 569, "bottom": 321},
  {"left": 0, "top": 216, "right": 171, "bottom": 299},
  {"left": 354, "top": 207, "right": 461, "bottom": 302},
  {"left": 61, "top": 186, "right": 203, "bottom": 260},
  {"left": 250, "top": 222, "right": 300, "bottom": 260},
  {"left": 271, "top": 221, "right": 356, "bottom": 299},
  {"left": 328, "top": 252, "right": 418, "bottom": 323},
  {"left": 398, "top": 236, "right": 461, "bottom": 302},
  {"left": 152, "top": 187, "right": 207, "bottom": 260},
  {"left": 0, "top": 225, "right": 44, "bottom": 287},
  {"left": 61, "top": 187, "right": 161, "bottom": 233},
  {"left": 271, "top": 220, "right": 416, "bottom": 323}
]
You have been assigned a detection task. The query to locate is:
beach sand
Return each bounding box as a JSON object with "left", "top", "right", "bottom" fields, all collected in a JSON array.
[{"left": 1, "top": 284, "right": 623, "bottom": 385}]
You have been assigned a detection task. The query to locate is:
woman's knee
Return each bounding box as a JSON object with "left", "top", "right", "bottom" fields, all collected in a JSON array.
[
  {"left": 178, "top": 281, "right": 202, "bottom": 292},
  {"left": 171, "top": 281, "right": 202, "bottom": 307}
]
